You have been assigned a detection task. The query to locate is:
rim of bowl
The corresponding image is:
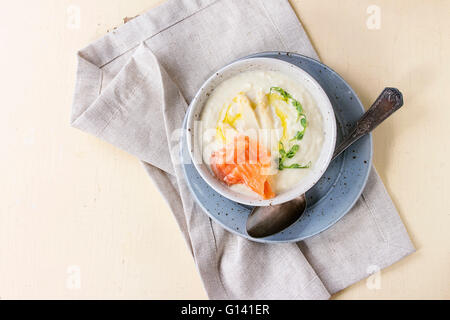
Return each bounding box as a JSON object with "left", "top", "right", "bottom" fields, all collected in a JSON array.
[{"left": 186, "top": 57, "right": 336, "bottom": 206}]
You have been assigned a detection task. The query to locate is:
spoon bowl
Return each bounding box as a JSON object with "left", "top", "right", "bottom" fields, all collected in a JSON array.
[{"left": 247, "top": 194, "right": 307, "bottom": 238}]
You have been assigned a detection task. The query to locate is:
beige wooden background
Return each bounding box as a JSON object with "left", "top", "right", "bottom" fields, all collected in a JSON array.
[{"left": 0, "top": 0, "right": 449, "bottom": 299}]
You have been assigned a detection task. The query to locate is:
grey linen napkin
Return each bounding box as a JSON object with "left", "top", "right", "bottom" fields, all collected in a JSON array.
[{"left": 71, "top": 0, "right": 415, "bottom": 299}]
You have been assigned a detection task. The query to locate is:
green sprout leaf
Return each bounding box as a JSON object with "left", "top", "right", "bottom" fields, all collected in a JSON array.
[
  {"left": 292, "top": 131, "right": 305, "bottom": 141},
  {"left": 301, "top": 117, "right": 307, "bottom": 128},
  {"left": 281, "top": 162, "right": 312, "bottom": 169},
  {"left": 271, "top": 87, "right": 312, "bottom": 170},
  {"left": 292, "top": 116, "right": 308, "bottom": 141},
  {"left": 278, "top": 142, "right": 310, "bottom": 170},
  {"left": 286, "top": 144, "right": 299, "bottom": 158},
  {"left": 270, "top": 87, "right": 291, "bottom": 102}
]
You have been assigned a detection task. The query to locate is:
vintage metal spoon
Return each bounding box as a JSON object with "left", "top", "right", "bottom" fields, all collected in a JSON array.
[{"left": 246, "top": 87, "right": 404, "bottom": 238}]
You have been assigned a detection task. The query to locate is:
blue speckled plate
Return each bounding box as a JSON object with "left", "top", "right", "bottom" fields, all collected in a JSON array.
[{"left": 181, "top": 52, "right": 373, "bottom": 243}]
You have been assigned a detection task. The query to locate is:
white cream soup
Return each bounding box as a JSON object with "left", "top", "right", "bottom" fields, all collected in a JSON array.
[{"left": 200, "top": 70, "right": 324, "bottom": 197}]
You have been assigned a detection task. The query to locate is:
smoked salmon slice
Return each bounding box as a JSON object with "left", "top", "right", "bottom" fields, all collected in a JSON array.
[{"left": 210, "top": 136, "right": 275, "bottom": 199}]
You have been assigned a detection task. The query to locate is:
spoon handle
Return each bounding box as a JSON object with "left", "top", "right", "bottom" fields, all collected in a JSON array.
[{"left": 332, "top": 87, "right": 404, "bottom": 160}]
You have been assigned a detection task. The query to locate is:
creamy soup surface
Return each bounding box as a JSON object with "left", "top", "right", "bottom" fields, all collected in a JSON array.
[{"left": 200, "top": 70, "right": 324, "bottom": 199}]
